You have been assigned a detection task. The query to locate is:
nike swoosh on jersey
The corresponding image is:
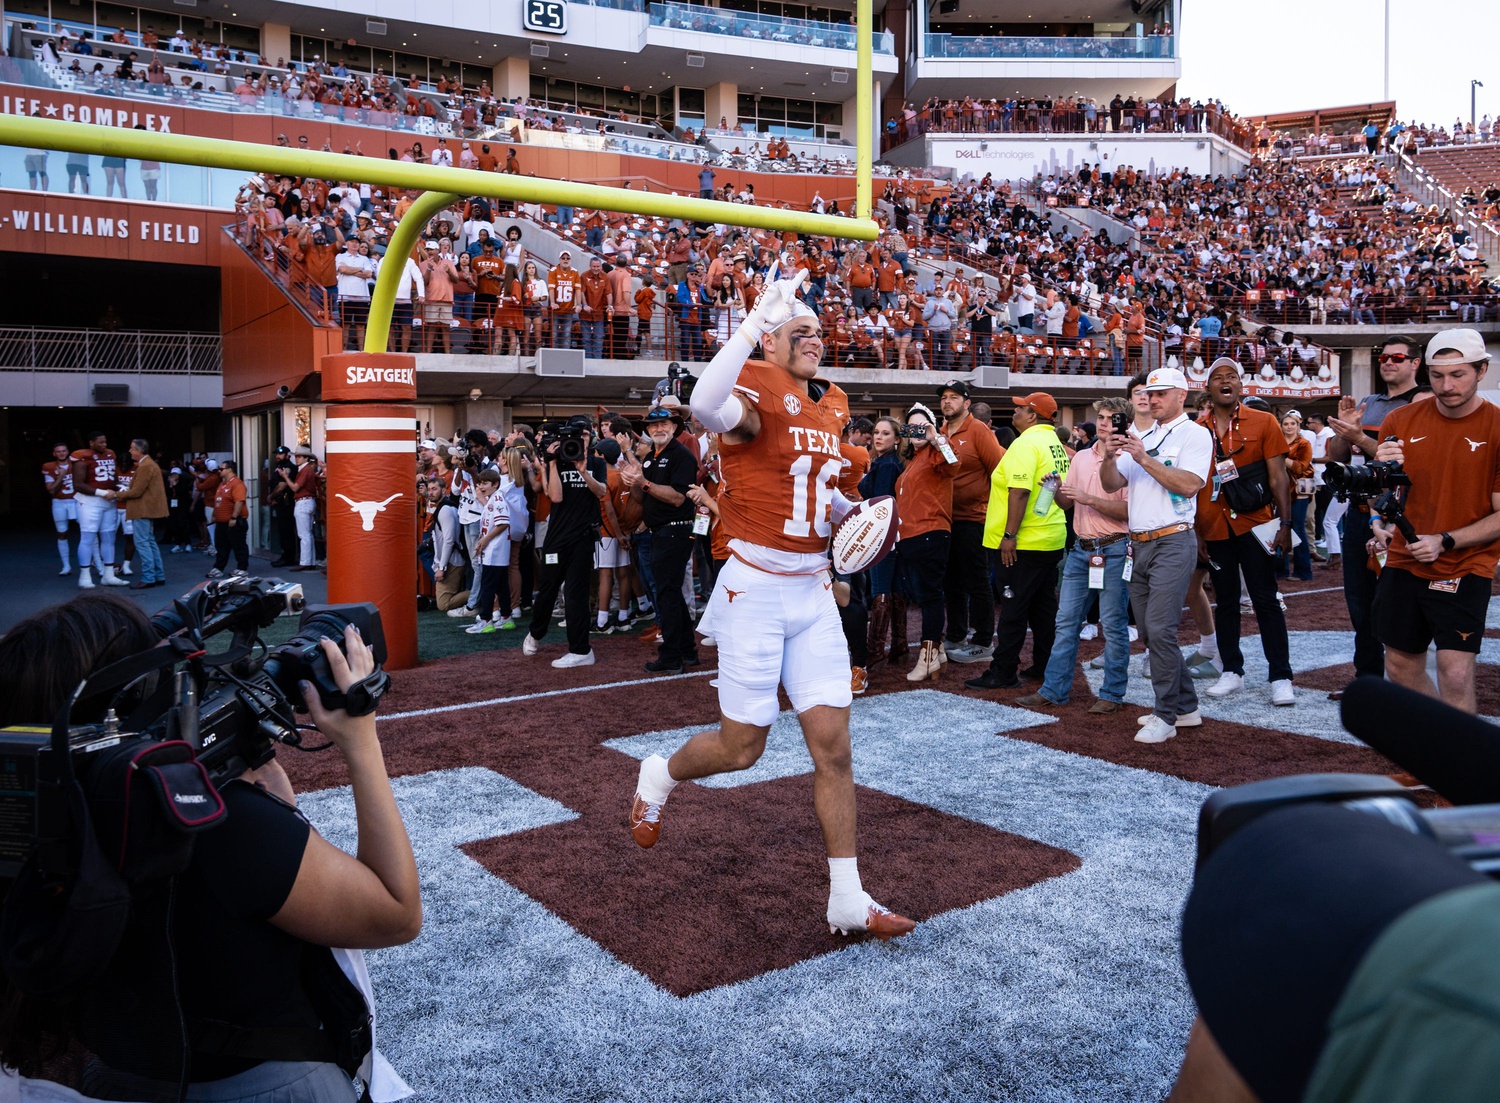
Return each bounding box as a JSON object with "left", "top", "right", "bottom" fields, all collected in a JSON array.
[{"left": 1410, "top": 436, "right": 1426, "bottom": 442}]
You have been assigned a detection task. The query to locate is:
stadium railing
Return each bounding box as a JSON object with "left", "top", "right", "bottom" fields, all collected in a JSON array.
[
  {"left": 921, "top": 33, "right": 1176, "bottom": 61},
  {"left": 882, "top": 102, "right": 1252, "bottom": 155},
  {"left": 647, "top": 2, "right": 893, "bottom": 53},
  {"left": 0, "top": 325, "right": 222, "bottom": 373},
  {"left": 1229, "top": 291, "right": 1498, "bottom": 328}
]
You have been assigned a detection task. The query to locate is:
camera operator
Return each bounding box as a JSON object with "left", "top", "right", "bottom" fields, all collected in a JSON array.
[
  {"left": 522, "top": 417, "right": 608, "bottom": 668},
  {"left": 1324, "top": 335, "right": 1425, "bottom": 692},
  {"left": 1100, "top": 366, "right": 1214, "bottom": 746},
  {"left": 1367, "top": 329, "right": 1500, "bottom": 715},
  {"left": 0, "top": 594, "right": 420, "bottom": 1101},
  {"left": 625, "top": 407, "right": 700, "bottom": 675}
]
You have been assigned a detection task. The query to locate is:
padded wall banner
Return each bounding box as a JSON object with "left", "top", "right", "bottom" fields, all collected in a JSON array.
[{"left": 322, "top": 391, "right": 419, "bottom": 669}]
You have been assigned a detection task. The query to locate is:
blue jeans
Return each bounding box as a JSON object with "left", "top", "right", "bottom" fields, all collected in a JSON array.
[
  {"left": 582, "top": 318, "right": 606, "bottom": 359},
  {"left": 634, "top": 529, "right": 656, "bottom": 606},
  {"left": 1277, "top": 497, "right": 1313, "bottom": 579},
  {"left": 550, "top": 312, "right": 575, "bottom": 349},
  {"left": 1040, "top": 541, "right": 1131, "bottom": 704},
  {"left": 133, "top": 517, "right": 164, "bottom": 583}
]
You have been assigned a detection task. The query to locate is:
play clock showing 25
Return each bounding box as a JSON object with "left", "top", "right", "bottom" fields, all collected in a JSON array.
[{"left": 523, "top": 0, "right": 568, "bottom": 35}]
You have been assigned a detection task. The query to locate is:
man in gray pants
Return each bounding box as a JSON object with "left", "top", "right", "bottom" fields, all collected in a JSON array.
[{"left": 1100, "top": 366, "right": 1214, "bottom": 745}]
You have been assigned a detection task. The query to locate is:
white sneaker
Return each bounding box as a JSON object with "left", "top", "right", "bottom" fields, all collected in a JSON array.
[
  {"left": 1078, "top": 623, "right": 1099, "bottom": 641},
  {"left": 1086, "top": 654, "right": 1107, "bottom": 670},
  {"left": 446, "top": 606, "right": 474, "bottom": 618},
  {"left": 1127, "top": 625, "right": 1139, "bottom": 643},
  {"left": 99, "top": 566, "right": 128, "bottom": 587},
  {"left": 551, "top": 650, "right": 596, "bottom": 668},
  {"left": 1271, "top": 679, "right": 1295, "bottom": 707},
  {"left": 58, "top": 565, "right": 71, "bottom": 576},
  {"left": 463, "top": 618, "right": 491, "bottom": 634},
  {"left": 1137, "top": 709, "right": 1202, "bottom": 729},
  {"left": 699, "top": 634, "right": 717, "bottom": 648},
  {"left": 1206, "top": 672, "right": 1244, "bottom": 698},
  {"left": 522, "top": 633, "right": 540, "bottom": 656},
  {"left": 78, "top": 568, "right": 95, "bottom": 589},
  {"left": 1276, "top": 594, "right": 1287, "bottom": 613},
  {"left": 1134, "top": 716, "right": 1178, "bottom": 744}
]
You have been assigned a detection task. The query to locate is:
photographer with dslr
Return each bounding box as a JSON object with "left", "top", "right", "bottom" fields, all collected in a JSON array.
[
  {"left": 1366, "top": 329, "right": 1500, "bottom": 715},
  {"left": 0, "top": 593, "right": 420, "bottom": 1102},
  {"left": 1324, "top": 335, "right": 1425, "bottom": 690},
  {"left": 522, "top": 416, "right": 609, "bottom": 668}
]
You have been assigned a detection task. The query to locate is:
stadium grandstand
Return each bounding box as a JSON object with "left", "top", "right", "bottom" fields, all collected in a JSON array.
[{"left": 4, "top": 2, "right": 1500, "bottom": 1102}]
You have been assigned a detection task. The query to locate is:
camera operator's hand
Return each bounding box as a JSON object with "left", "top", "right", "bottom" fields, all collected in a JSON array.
[
  {"left": 1405, "top": 533, "right": 1446, "bottom": 564},
  {"left": 1368, "top": 518, "right": 1393, "bottom": 555},
  {"left": 1375, "top": 438, "right": 1405, "bottom": 465},
  {"left": 299, "top": 624, "right": 378, "bottom": 750}
]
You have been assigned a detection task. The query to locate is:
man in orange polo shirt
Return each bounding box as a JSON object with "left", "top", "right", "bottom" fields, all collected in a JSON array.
[
  {"left": 207, "top": 459, "right": 250, "bottom": 578},
  {"left": 579, "top": 255, "right": 611, "bottom": 359},
  {"left": 847, "top": 249, "right": 877, "bottom": 313},
  {"left": 1194, "top": 358, "right": 1295, "bottom": 706},
  {"left": 936, "top": 380, "right": 1006, "bottom": 663}
]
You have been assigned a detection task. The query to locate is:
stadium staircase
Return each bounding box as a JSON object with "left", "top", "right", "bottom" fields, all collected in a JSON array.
[{"left": 1402, "top": 144, "right": 1500, "bottom": 266}]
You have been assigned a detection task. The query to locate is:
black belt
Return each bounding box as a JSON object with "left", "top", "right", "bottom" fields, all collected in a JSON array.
[{"left": 1077, "top": 533, "right": 1128, "bottom": 552}]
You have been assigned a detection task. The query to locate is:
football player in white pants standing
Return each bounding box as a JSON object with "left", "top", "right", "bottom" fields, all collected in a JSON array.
[
  {"left": 43, "top": 442, "right": 78, "bottom": 576},
  {"left": 629, "top": 267, "right": 917, "bottom": 940},
  {"left": 70, "top": 431, "right": 128, "bottom": 588}
]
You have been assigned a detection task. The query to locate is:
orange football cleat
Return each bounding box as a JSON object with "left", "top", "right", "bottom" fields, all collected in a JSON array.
[
  {"left": 850, "top": 666, "right": 868, "bottom": 695},
  {"left": 827, "top": 895, "right": 917, "bottom": 940},
  {"left": 629, "top": 794, "right": 663, "bottom": 848}
]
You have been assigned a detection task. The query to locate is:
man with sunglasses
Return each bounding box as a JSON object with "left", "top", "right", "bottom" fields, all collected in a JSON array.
[
  {"left": 1195, "top": 358, "right": 1295, "bottom": 706},
  {"left": 1326, "top": 336, "right": 1425, "bottom": 695},
  {"left": 1100, "top": 366, "right": 1214, "bottom": 745}
]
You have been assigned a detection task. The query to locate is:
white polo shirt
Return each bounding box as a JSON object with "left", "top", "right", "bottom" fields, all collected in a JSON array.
[{"left": 1114, "top": 412, "right": 1212, "bottom": 531}]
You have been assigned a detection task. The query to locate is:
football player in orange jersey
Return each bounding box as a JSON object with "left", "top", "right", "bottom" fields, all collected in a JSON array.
[
  {"left": 629, "top": 267, "right": 916, "bottom": 940},
  {"left": 43, "top": 442, "right": 78, "bottom": 576}
]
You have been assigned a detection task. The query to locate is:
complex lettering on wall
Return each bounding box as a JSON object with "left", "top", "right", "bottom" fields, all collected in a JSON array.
[{"left": 0, "top": 95, "right": 173, "bottom": 131}]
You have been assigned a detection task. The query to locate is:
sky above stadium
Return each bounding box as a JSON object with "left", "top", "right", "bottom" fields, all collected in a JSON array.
[{"left": 1178, "top": 0, "right": 1497, "bottom": 130}]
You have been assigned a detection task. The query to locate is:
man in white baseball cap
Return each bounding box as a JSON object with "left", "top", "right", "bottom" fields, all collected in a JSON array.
[{"left": 1100, "top": 361, "right": 1214, "bottom": 744}]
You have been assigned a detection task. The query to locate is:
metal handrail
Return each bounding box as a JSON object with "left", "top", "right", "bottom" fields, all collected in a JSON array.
[{"left": 0, "top": 326, "right": 221, "bottom": 372}]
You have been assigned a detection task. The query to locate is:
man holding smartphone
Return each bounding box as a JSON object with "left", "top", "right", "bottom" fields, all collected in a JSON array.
[{"left": 1100, "top": 367, "right": 1213, "bottom": 745}]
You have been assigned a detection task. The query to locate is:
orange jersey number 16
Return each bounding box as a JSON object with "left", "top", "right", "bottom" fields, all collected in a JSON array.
[{"left": 783, "top": 455, "right": 843, "bottom": 539}]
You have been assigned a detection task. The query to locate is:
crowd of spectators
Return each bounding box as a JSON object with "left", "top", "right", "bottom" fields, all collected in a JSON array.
[{"left": 886, "top": 93, "right": 1251, "bottom": 149}]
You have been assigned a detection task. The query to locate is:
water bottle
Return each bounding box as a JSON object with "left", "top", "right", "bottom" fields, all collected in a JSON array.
[{"left": 1033, "top": 472, "right": 1060, "bottom": 516}]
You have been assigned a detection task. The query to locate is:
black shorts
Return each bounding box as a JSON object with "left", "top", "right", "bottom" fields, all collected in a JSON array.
[{"left": 1372, "top": 567, "right": 1489, "bottom": 654}]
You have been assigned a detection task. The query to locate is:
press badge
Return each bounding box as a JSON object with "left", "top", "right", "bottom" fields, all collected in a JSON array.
[
  {"left": 1428, "top": 579, "right": 1461, "bottom": 594},
  {"left": 545, "top": 553, "right": 559, "bottom": 565},
  {"left": 1088, "top": 554, "right": 1106, "bottom": 589},
  {"left": 1121, "top": 547, "right": 1134, "bottom": 583},
  {"left": 692, "top": 513, "right": 711, "bottom": 536}
]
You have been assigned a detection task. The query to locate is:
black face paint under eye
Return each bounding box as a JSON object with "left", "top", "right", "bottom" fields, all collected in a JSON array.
[{"left": 790, "top": 334, "right": 823, "bottom": 348}]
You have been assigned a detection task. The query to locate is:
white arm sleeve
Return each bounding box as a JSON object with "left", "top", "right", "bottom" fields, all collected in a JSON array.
[
  {"left": 829, "top": 487, "right": 857, "bottom": 525},
  {"left": 690, "top": 330, "right": 756, "bottom": 434}
]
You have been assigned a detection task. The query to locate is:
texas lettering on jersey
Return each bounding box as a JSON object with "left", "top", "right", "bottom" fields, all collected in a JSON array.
[
  {"left": 69, "top": 448, "right": 116, "bottom": 491},
  {"left": 43, "top": 460, "right": 75, "bottom": 498},
  {"left": 716, "top": 359, "right": 850, "bottom": 555}
]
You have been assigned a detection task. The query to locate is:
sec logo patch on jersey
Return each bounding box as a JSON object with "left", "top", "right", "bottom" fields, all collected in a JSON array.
[{"left": 783, "top": 393, "right": 803, "bottom": 416}]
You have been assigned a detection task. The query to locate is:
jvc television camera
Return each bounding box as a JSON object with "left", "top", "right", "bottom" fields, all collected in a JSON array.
[
  {"left": 539, "top": 420, "right": 588, "bottom": 463},
  {"left": 1323, "top": 436, "right": 1417, "bottom": 544},
  {"left": 0, "top": 577, "right": 390, "bottom": 882}
]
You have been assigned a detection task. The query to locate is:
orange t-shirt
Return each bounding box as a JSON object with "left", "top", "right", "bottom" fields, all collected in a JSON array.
[
  {"left": 1381, "top": 399, "right": 1500, "bottom": 580},
  {"left": 944, "top": 414, "right": 1005, "bottom": 521},
  {"left": 838, "top": 442, "right": 871, "bottom": 500},
  {"left": 635, "top": 286, "right": 657, "bottom": 319},
  {"left": 716, "top": 360, "right": 850, "bottom": 555},
  {"left": 895, "top": 442, "right": 956, "bottom": 539},
  {"left": 1194, "top": 405, "right": 1289, "bottom": 541},
  {"left": 212, "top": 475, "right": 248, "bottom": 523}
]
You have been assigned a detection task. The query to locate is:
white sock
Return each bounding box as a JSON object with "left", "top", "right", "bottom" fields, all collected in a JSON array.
[
  {"left": 1199, "top": 632, "right": 1218, "bottom": 659},
  {"left": 616, "top": 609, "right": 630, "bottom": 623},
  {"left": 637, "top": 754, "right": 679, "bottom": 805},
  {"left": 58, "top": 540, "right": 70, "bottom": 568},
  {"left": 828, "top": 857, "right": 863, "bottom": 899},
  {"left": 597, "top": 611, "right": 609, "bottom": 628}
]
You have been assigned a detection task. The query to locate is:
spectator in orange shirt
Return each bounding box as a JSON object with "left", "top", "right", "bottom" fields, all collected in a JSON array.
[
  {"left": 579, "top": 256, "right": 612, "bottom": 359},
  {"left": 607, "top": 260, "right": 634, "bottom": 360},
  {"left": 207, "top": 460, "right": 249, "bottom": 578},
  {"left": 877, "top": 253, "right": 903, "bottom": 308},
  {"left": 848, "top": 249, "right": 877, "bottom": 312},
  {"left": 547, "top": 251, "right": 581, "bottom": 350},
  {"left": 634, "top": 270, "right": 659, "bottom": 356}
]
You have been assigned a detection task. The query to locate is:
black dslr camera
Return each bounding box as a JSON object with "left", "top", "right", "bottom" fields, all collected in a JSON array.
[
  {"left": 539, "top": 421, "right": 587, "bottom": 463},
  {"left": 1324, "top": 436, "right": 1416, "bottom": 543}
]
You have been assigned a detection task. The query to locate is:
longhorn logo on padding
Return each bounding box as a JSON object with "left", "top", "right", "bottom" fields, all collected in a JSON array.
[{"left": 335, "top": 492, "right": 404, "bottom": 531}]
